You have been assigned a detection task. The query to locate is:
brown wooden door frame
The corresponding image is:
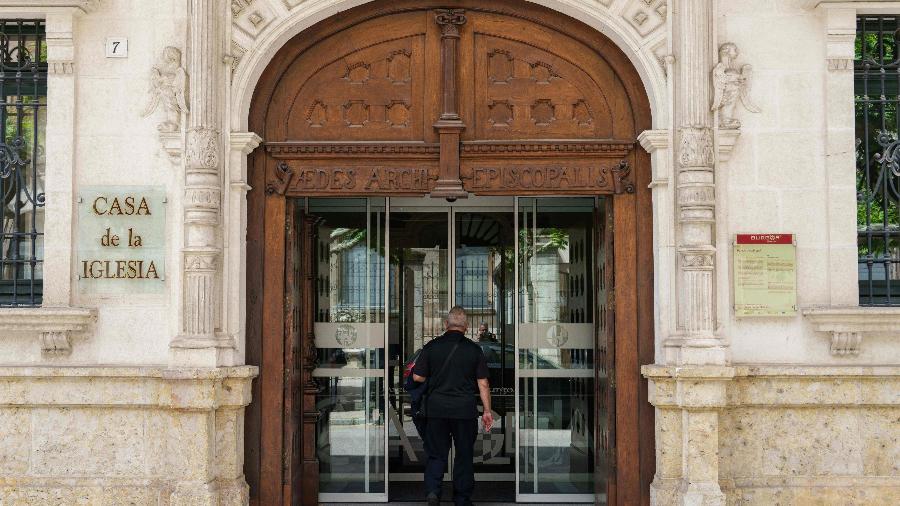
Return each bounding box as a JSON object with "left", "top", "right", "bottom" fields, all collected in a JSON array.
[{"left": 245, "top": 2, "right": 655, "bottom": 505}]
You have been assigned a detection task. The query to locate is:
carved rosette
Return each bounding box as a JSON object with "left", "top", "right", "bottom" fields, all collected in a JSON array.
[{"left": 186, "top": 127, "right": 221, "bottom": 170}]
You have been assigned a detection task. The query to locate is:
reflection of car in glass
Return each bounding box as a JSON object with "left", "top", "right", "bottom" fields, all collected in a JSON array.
[{"left": 402, "top": 340, "right": 560, "bottom": 378}]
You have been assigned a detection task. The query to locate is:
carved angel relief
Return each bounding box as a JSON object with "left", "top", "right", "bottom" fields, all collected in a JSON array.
[
  {"left": 711, "top": 43, "right": 760, "bottom": 129},
  {"left": 141, "top": 47, "right": 189, "bottom": 132}
]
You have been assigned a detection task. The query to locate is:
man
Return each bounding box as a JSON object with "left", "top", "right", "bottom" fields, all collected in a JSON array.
[
  {"left": 476, "top": 322, "right": 497, "bottom": 343},
  {"left": 413, "top": 306, "right": 493, "bottom": 506}
]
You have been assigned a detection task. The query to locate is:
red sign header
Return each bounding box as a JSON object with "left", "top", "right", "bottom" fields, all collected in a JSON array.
[{"left": 736, "top": 234, "right": 793, "bottom": 245}]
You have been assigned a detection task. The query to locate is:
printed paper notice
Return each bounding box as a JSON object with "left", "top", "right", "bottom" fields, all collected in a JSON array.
[{"left": 733, "top": 234, "right": 797, "bottom": 317}]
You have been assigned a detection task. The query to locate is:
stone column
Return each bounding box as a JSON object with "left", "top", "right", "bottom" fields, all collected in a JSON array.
[
  {"left": 668, "top": 0, "right": 726, "bottom": 365},
  {"left": 171, "top": 0, "right": 230, "bottom": 366},
  {"left": 646, "top": 3, "right": 732, "bottom": 505}
]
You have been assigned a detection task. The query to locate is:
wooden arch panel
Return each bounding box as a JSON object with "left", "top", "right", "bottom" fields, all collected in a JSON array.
[
  {"left": 272, "top": 11, "right": 430, "bottom": 142},
  {"left": 466, "top": 13, "right": 633, "bottom": 140}
]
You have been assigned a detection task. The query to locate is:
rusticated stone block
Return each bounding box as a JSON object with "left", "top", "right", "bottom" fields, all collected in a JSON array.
[
  {"left": 32, "top": 407, "right": 146, "bottom": 477},
  {"left": 0, "top": 408, "right": 30, "bottom": 475}
]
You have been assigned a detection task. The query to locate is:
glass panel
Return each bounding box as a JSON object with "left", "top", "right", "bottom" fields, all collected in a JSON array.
[
  {"left": 387, "top": 210, "right": 449, "bottom": 496},
  {"left": 312, "top": 198, "right": 387, "bottom": 496},
  {"left": 518, "top": 197, "right": 596, "bottom": 498},
  {"left": 456, "top": 210, "right": 515, "bottom": 492}
]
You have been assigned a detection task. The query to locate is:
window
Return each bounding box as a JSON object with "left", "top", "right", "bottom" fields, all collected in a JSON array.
[{"left": 855, "top": 16, "right": 900, "bottom": 305}]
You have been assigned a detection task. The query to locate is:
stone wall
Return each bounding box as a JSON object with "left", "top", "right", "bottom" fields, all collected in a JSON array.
[
  {"left": 0, "top": 366, "right": 255, "bottom": 505},
  {"left": 647, "top": 365, "right": 900, "bottom": 505}
]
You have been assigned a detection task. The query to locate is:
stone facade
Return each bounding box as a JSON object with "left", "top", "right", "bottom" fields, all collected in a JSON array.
[
  {"left": 0, "top": 366, "right": 254, "bottom": 505},
  {"left": 0, "top": 0, "right": 897, "bottom": 505},
  {"left": 646, "top": 365, "right": 900, "bottom": 505}
]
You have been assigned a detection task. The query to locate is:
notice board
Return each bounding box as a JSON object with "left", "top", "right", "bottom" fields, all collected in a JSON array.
[{"left": 733, "top": 234, "right": 797, "bottom": 317}]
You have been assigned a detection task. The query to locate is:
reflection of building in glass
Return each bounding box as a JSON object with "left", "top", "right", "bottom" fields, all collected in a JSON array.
[
  {"left": 316, "top": 226, "right": 385, "bottom": 324},
  {"left": 521, "top": 227, "right": 590, "bottom": 326}
]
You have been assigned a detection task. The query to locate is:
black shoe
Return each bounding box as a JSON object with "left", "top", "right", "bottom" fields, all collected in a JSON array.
[{"left": 426, "top": 491, "right": 440, "bottom": 506}]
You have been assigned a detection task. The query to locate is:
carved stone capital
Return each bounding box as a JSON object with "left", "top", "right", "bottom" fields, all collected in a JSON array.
[
  {"left": 186, "top": 127, "right": 221, "bottom": 170},
  {"left": 678, "top": 126, "right": 714, "bottom": 168}
]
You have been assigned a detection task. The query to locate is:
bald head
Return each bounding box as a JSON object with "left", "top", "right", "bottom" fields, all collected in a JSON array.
[{"left": 445, "top": 306, "right": 468, "bottom": 332}]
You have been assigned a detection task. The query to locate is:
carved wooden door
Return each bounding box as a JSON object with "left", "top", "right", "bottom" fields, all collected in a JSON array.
[
  {"left": 282, "top": 203, "right": 301, "bottom": 506},
  {"left": 283, "top": 206, "right": 320, "bottom": 506},
  {"left": 596, "top": 199, "right": 616, "bottom": 505},
  {"left": 248, "top": 2, "right": 655, "bottom": 505}
]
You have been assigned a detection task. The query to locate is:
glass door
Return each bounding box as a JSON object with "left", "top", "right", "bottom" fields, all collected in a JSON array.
[
  {"left": 387, "top": 201, "right": 450, "bottom": 496},
  {"left": 312, "top": 196, "right": 602, "bottom": 504},
  {"left": 387, "top": 197, "right": 516, "bottom": 503},
  {"left": 517, "top": 197, "right": 598, "bottom": 503},
  {"left": 312, "top": 198, "right": 388, "bottom": 503},
  {"left": 453, "top": 202, "right": 516, "bottom": 496}
]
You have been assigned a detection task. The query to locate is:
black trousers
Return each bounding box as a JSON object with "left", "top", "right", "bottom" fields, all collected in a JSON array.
[{"left": 423, "top": 417, "right": 477, "bottom": 505}]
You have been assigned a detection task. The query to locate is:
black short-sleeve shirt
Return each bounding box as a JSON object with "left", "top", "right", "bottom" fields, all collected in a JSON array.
[{"left": 413, "top": 331, "right": 489, "bottom": 419}]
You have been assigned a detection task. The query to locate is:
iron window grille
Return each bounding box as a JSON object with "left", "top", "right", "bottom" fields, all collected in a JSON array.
[
  {"left": 856, "top": 16, "right": 900, "bottom": 306},
  {"left": 0, "top": 20, "right": 46, "bottom": 306}
]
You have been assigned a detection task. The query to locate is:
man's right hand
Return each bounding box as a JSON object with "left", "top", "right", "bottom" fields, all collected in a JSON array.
[{"left": 482, "top": 411, "right": 494, "bottom": 432}]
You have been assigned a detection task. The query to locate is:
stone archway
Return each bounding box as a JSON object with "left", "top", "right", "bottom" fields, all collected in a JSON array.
[{"left": 240, "top": 1, "right": 659, "bottom": 504}]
